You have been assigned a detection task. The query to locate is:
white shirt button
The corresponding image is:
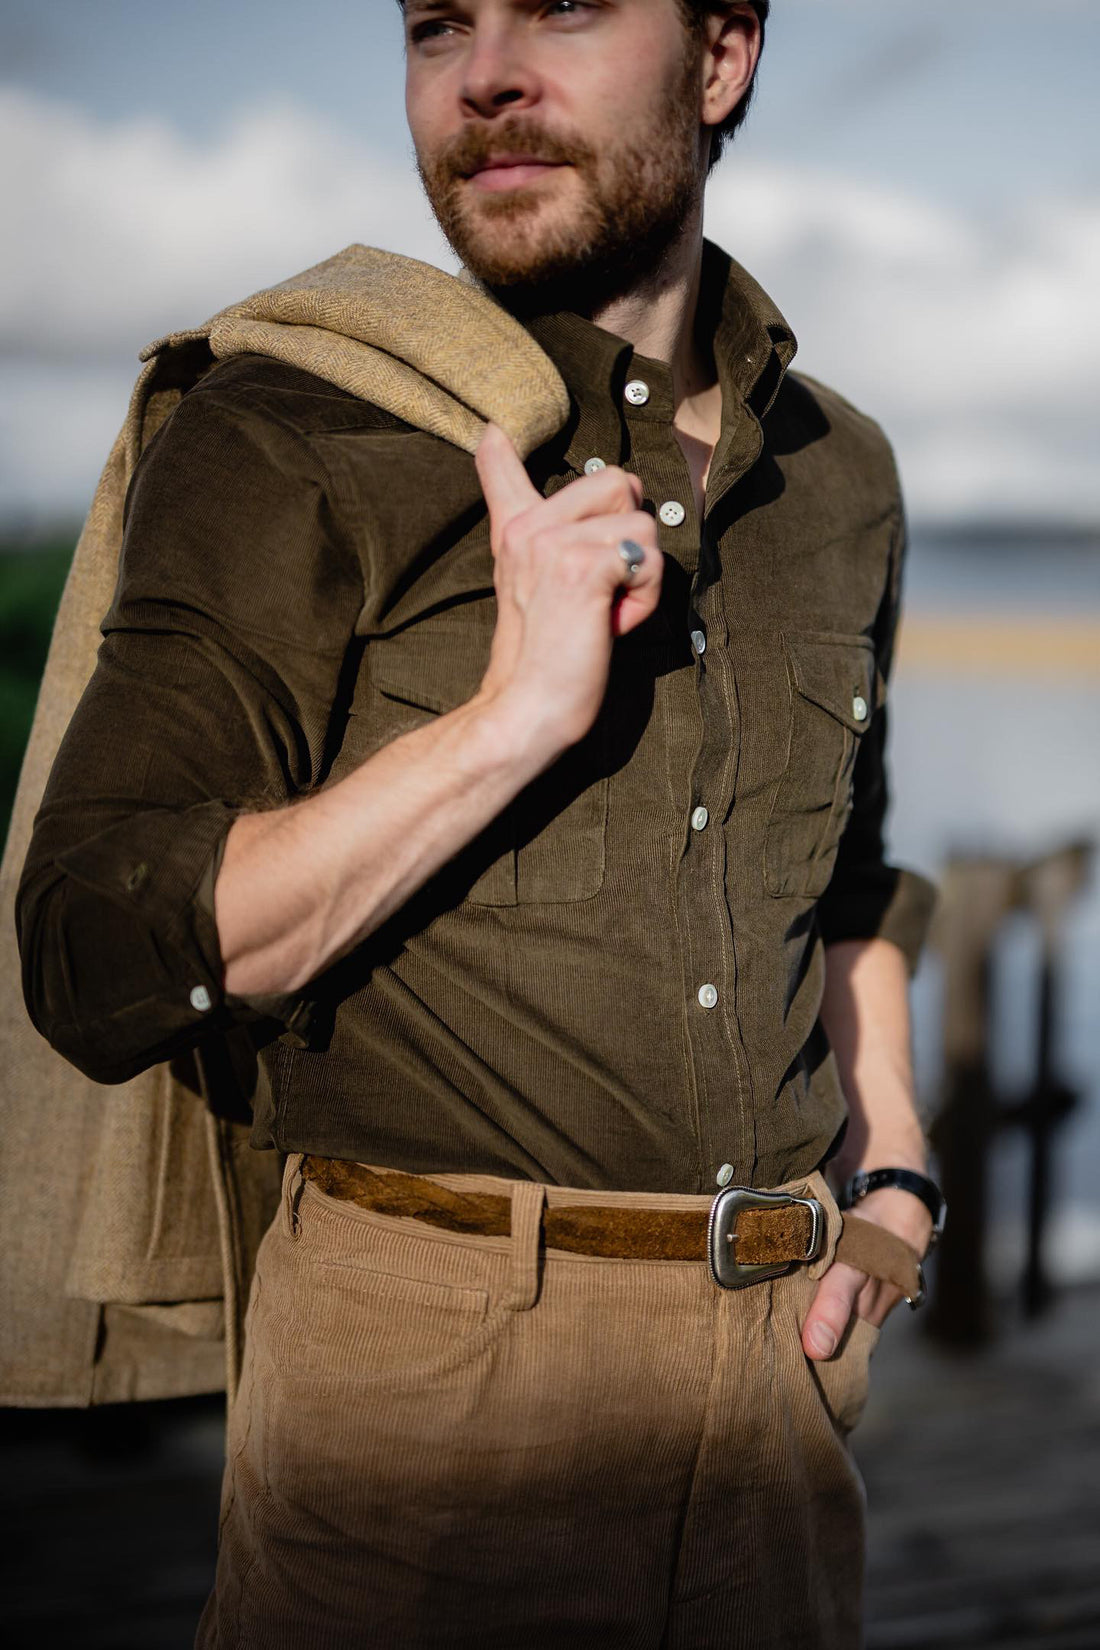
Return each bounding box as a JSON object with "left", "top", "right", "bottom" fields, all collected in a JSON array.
[
  {"left": 190, "top": 985, "right": 213, "bottom": 1013},
  {"left": 583, "top": 456, "right": 606, "bottom": 475},
  {"left": 624, "top": 379, "right": 650, "bottom": 406},
  {"left": 852, "top": 693, "right": 869, "bottom": 722},
  {"left": 690, "top": 628, "right": 706, "bottom": 656},
  {"left": 659, "top": 500, "right": 686, "bottom": 527},
  {"left": 691, "top": 805, "right": 709, "bottom": 832},
  {"left": 697, "top": 983, "right": 719, "bottom": 1010},
  {"left": 716, "top": 1162, "right": 735, "bottom": 1187}
]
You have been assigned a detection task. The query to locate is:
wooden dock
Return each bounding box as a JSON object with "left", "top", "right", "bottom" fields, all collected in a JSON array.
[
  {"left": 857, "top": 1284, "right": 1100, "bottom": 1649},
  {"left": 2, "top": 1283, "right": 1098, "bottom": 1648}
]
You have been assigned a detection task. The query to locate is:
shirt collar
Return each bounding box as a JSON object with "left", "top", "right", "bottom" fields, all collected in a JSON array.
[{"left": 499, "top": 238, "right": 797, "bottom": 475}]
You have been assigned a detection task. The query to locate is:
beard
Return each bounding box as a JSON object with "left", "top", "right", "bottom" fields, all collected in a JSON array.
[{"left": 414, "top": 44, "right": 704, "bottom": 318}]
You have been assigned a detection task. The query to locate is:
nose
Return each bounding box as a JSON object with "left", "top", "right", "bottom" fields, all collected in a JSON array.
[{"left": 460, "top": 25, "right": 541, "bottom": 119}]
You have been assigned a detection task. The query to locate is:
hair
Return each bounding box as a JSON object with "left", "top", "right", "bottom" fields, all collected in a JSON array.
[{"left": 396, "top": 1, "right": 770, "bottom": 174}]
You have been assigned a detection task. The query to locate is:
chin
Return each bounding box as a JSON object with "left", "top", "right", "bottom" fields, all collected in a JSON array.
[
  {"left": 456, "top": 210, "right": 586, "bottom": 291},
  {"left": 435, "top": 167, "right": 582, "bottom": 278}
]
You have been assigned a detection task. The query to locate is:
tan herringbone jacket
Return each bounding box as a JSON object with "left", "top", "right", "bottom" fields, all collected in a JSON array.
[{"left": 0, "top": 246, "right": 568, "bottom": 1406}]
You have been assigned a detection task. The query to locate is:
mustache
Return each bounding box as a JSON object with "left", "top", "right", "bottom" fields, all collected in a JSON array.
[{"left": 433, "top": 119, "right": 597, "bottom": 179}]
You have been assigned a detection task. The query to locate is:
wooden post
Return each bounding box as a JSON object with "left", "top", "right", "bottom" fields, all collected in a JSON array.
[
  {"left": 927, "top": 857, "right": 1018, "bottom": 1346},
  {"left": 1015, "top": 843, "right": 1090, "bottom": 1317},
  {"left": 926, "top": 841, "right": 1091, "bottom": 1342}
]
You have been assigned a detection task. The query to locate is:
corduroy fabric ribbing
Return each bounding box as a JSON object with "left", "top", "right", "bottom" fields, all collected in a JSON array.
[
  {"left": 17, "top": 239, "right": 937, "bottom": 1202},
  {"left": 195, "top": 1156, "right": 877, "bottom": 1649}
]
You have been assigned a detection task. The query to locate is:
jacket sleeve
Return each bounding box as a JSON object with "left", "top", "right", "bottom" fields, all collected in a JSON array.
[
  {"left": 15, "top": 369, "right": 363, "bottom": 1084},
  {"left": 815, "top": 503, "right": 938, "bottom": 973}
]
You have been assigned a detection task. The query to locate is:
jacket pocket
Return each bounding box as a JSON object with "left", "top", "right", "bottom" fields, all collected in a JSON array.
[
  {"left": 764, "top": 631, "right": 878, "bottom": 899},
  {"left": 368, "top": 614, "right": 608, "bottom": 907}
]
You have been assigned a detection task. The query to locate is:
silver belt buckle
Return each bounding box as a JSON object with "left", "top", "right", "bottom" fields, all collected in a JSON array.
[{"left": 707, "top": 1186, "right": 825, "bottom": 1289}]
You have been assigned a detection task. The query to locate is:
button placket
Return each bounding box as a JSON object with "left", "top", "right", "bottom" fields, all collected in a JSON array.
[
  {"left": 678, "top": 521, "right": 750, "bottom": 1177},
  {"left": 630, "top": 405, "right": 748, "bottom": 1180}
]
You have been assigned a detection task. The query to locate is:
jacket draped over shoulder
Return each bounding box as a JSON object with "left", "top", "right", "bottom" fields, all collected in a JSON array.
[{"left": 0, "top": 246, "right": 569, "bottom": 1406}]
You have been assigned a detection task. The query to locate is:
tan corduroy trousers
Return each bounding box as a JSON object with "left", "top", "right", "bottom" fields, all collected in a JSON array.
[{"left": 195, "top": 1155, "right": 880, "bottom": 1650}]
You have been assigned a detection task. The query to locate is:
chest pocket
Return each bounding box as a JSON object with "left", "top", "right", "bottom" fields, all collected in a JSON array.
[
  {"left": 365, "top": 614, "right": 608, "bottom": 908},
  {"left": 764, "top": 631, "right": 878, "bottom": 900}
]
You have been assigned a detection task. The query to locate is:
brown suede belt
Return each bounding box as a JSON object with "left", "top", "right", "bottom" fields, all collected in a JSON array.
[{"left": 300, "top": 1155, "right": 924, "bottom": 1300}]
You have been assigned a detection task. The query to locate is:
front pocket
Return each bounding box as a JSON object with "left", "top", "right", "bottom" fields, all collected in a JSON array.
[
  {"left": 369, "top": 615, "right": 609, "bottom": 907},
  {"left": 764, "top": 631, "right": 877, "bottom": 899},
  {"left": 807, "top": 1312, "right": 881, "bottom": 1435},
  {"left": 279, "top": 1184, "right": 505, "bottom": 1389}
]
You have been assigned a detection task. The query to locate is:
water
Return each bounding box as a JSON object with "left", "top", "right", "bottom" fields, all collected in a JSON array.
[{"left": 888, "top": 532, "right": 1100, "bottom": 1284}]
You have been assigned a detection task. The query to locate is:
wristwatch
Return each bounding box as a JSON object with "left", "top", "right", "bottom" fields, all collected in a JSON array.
[{"left": 838, "top": 1167, "right": 947, "bottom": 1250}]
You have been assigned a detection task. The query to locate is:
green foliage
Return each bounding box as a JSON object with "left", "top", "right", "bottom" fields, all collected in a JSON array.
[{"left": 0, "top": 538, "right": 77, "bottom": 847}]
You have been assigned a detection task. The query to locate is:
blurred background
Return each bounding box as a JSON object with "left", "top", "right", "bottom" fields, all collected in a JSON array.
[{"left": 1, "top": 1, "right": 1097, "bottom": 1646}]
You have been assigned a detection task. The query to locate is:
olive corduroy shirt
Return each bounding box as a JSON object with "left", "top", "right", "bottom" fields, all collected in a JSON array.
[{"left": 17, "top": 240, "right": 936, "bottom": 1194}]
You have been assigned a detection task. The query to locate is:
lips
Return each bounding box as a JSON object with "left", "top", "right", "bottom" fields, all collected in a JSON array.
[{"left": 467, "top": 154, "right": 566, "bottom": 191}]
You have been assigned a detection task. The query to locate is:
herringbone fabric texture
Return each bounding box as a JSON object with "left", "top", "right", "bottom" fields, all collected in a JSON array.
[{"left": 0, "top": 247, "right": 568, "bottom": 1406}]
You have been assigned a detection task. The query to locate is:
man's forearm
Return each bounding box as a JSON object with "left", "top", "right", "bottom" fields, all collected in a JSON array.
[
  {"left": 798, "top": 934, "right": 933, "bottom": 1353},
  {"left": 819, "top": 936, "right": 928, "bottom": 1179},
  {"left": 216, "top": 688, "right": 557, "bottom": 996}
]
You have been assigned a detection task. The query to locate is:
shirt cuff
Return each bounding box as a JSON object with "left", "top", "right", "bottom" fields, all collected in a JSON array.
[
  {"left": 49, "top": 799, "right": 316, "bottom": 1060},
  {"left": 192, "top": 832, "right": 317, "bottom": 1047},
  {"left": 816, "top": 864, "right": 939, "bottom": 975}
]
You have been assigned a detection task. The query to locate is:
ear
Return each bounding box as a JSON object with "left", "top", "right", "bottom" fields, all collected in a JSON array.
[{"left": 700, "top": 4, "right": 762, "bottom": 132}]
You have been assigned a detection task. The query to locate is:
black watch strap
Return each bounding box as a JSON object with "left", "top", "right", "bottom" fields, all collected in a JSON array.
[{"left": 838, "top": 1167, "right": 947, "bottom": 1246}]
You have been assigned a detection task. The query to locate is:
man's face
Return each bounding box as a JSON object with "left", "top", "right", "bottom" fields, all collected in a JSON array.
[{"left": 403, "top": 0, "right": 707, "bottom": 313}]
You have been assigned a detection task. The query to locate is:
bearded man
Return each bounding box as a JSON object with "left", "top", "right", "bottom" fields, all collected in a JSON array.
[{"left": 17, "top": 1, "right": 944, "bottom": 1645}]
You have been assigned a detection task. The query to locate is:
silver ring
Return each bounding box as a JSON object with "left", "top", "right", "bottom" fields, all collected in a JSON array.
[{"left": 617, "top": 539, "right": 645, "bottom": 583}]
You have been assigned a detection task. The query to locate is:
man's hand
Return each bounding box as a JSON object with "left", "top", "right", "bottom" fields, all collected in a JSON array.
[
  {"left": 473, "top": 422, "right": 663, "bottom": 758},
  {"left": 801, "top": 1183, "right": 934, "bottom": 1359}
]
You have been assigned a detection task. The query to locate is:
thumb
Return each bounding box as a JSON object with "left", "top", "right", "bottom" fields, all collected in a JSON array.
[
  {"left": 802, "top": 1261, "right": 866, "bottom": 1360},
  {"left": 475, "top": 421, "right": 541, "bottom": 541}
]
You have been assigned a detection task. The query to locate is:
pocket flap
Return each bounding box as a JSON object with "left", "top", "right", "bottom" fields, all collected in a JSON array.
[
  {"left": 370, "top": 614, "right": 494, "bottom": 714},
  {"left": 785, "top": 632, "right": 877, "bottom": 735}
]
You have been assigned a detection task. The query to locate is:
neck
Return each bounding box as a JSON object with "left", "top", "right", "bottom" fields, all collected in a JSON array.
[
  {"left": 587, "top": 204, "right": 715, "bottom": 415},
  {"left": 468, "top": 201, "right": 722, "bottom": 454}
]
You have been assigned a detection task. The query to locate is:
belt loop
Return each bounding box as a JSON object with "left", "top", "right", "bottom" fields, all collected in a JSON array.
[
  {"left": 804, "top": 1169, "right": 842, "bottom": 1279},
  {"left": 502, "top": 1179, "right": 547, "bottom": 1312},
  {"left": 281, "top": 1152, "right": 307, "bottom": 1239}
]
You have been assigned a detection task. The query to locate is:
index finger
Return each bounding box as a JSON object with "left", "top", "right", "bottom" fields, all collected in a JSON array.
[
  {"left": 474, "top": 422, "right": 542, "bottom": 536},
  {"left": 533, "top": 463, "right": 644, "bottom": 530}
]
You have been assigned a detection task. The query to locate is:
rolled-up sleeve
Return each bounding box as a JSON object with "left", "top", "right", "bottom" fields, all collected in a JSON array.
[
  {"left": 815, "top": 504, "right": 938, "bottom": 973},
  {"left": 16, "top": 361, "right": 362, "bottom": 1083}
]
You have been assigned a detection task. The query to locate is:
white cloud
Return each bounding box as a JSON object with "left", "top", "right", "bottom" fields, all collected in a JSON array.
[
  {"left": 1, "top": 87, "right": 1097, "bottom": 523},
  {"left": 0, "top": 87, "right": 455, "bottom": 364},
  {"left": 705, "top": 164, "right": 1100, "bottom": 521},
  {"left": 708, "top": 166, "right": 1100, "bottom": 417}
]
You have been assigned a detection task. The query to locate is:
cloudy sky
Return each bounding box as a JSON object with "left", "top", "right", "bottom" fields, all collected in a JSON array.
[{"left": 1, "top": 0, "right": 1097, "bottom": 526}]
